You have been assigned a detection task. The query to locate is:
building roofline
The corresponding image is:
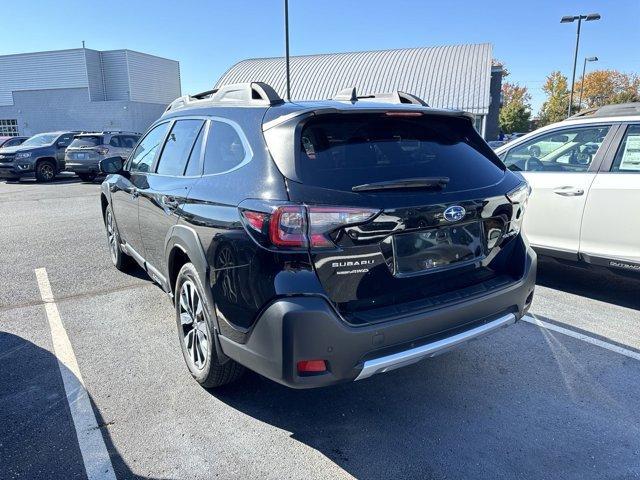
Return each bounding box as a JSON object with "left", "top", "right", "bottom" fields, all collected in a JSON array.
[
  {"left": 0, "top": 47, "right": 177, "bottom": 63},
  {"left": 232, "top": 42, "right": 493, "bottom": 65}
]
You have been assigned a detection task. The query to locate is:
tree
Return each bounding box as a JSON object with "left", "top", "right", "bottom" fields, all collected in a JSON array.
[
  {"left": 538, "top": 71, "right": 570, "bottom": 126},
  {"left": 575, "top": 70, "right": 640, "bottom": 108},
  {"left": 499, "top": 83, "right": 531, "bottom": 133}
]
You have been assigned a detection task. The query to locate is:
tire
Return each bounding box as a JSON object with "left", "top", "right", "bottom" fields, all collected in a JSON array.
[
  {"left": 35, "top": 160, "right": 56, "bottom": 183},
  {"left": 175, "top": 262, "right": 244, "bottom": 388},
  {"left": 78, "top": 173, "right": 97, "bottom": 183},
  {"left": 104, "top": 204, "right": 133, "bottom": 271}
]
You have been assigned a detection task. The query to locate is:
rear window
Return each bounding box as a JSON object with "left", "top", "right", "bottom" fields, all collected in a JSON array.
[
  {"left": 69, "top": 136, "right": 103, "bottom": 148},
  {"left": 296, "top": 114, "right": 504, "bottom": 192}
]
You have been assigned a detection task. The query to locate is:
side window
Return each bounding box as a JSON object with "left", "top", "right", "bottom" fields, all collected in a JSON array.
[
  {"left": 184, "top": 123, "right": 206, "bottom": 176},
  {"left": 156, "top": 119, "right": 204, "bottom": 176},
  {"left": 57, "top": 133, "right": 74, "bottom": 147},
  {"left": 109, "top": 136, "right": 121, "bottom": 147},
  {"left": 611, "top": 125, "right": 640, "bottom": 173},
  {"left": 203, "top": 121, "right": 247, "bottom": 175},
  {"left": 503, "top": 125, "right": 611, "bottom": 173},
  {"left": 128, "top": 123, "right": 170, "bottom": 173},
  {"left": 122, "top": 136, "right": 139, "bottom": 149}
]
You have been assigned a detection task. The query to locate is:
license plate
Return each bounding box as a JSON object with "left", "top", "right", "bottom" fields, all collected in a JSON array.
[
  {"left": 76, "top": 153, "right": 87, "bottom": 160},
  {"left": 392, "top": 221, "right": 486, "bottom": 276}
]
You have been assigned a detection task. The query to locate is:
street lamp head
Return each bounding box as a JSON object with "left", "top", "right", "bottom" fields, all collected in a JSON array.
[
  {"left": 586, "top": 56, "right": 598, "bottom": 62},
  {"left": 561, "top": 15, "right": 576, "bottom": 23},
  {"left": 585, "top": 13, "right": 601, "bottom": 21}
]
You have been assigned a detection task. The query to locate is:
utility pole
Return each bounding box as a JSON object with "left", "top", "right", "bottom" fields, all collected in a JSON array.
[
  {"left": 578, "top": 56, "right": 598, "bottom": 109},
  {"left": 284, "top": 0, "right": 291, "bottom": 100}
]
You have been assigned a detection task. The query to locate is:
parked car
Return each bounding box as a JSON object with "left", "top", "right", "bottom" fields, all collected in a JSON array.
[
  {"left": 0, "top": 131, "right": 79, "bottom": 182},
  {"left": 488, "top": 140, "right": 506, "bottom": 149},
  {"left": 494, "top": 102, "right": 640, "bottom": 276},
  {"left": 65, "top": 131, "right": 141, "bottom": 182},
  {"left": 100, "top": 82, "right": 536, "bottom": 389},
  {"left": 0, "top": 136, "right": 28, "bottom": 148}
]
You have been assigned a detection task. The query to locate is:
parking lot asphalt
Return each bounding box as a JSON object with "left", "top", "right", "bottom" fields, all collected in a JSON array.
[{"left": 1, "top": 178, "right": 639, "bottom": 480}]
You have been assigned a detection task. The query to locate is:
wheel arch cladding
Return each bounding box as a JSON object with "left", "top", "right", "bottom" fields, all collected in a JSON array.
[
  {"left": 36, "top": 157, "right": 57, "bottom": 168},
  {"left": 165, "top": 225, "right": 210, "bottom": 297}
]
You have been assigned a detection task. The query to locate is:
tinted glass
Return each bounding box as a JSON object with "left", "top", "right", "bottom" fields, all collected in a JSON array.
[
  {"left": 611, "top": 125, "right": 640, "bottom": 173},
  {"left": 128, "top": 123, "right": 170, "bottom": 173},
  {"left": 108, "top": 136, "right": 121, "bottom": 147},
  {"left": 203, "top": 121, "right": 246, "bottom": 175},
  {"left": 156, "top": 120, "right": 204, "bottom": 176},
  {"left": 184, "top": 123, "right": 206, "bottom": 176},
  {"left": 69, "top": 136, "right": 103, "bottom": 148},
  {"left": 58, "top": 133, "right": 75, "bottom": 146},
  {"left": 4, "top": 137, "right": 24, "bottom": 147},
  {"left": 297, "top": 114, "right": 504, "bottom": 192},
  {"left": 121, "top": 136, "right": 139, "bottom": 149},
  {"left": 504, "top": 125, "right": 610, "bottom": 173}
]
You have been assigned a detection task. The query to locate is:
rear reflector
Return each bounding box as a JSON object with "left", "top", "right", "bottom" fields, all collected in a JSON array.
[{"left": 297, "top": 360, "right": 327, "bottom": 373}]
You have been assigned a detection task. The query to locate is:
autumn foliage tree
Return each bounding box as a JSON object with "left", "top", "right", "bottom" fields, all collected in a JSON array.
[
  {"left": 538, "top": 71, "right": 570, "bottom": 126},
  {"left": 499, "top": 83, "right": 531, "bottom": 133},
  {"left": 575, "top": 70, "right": 640, "bottom": 108}
]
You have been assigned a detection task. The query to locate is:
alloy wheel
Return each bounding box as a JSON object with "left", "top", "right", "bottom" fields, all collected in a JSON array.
[
  {"left": 106, "top": 210, "right": 118, "bottom": 263},
  {"left": 41, "top": 164, "right": 54, "bottom": 181},
  {"left": 179, "top": 280, "right": 209, "bottom": 370}
]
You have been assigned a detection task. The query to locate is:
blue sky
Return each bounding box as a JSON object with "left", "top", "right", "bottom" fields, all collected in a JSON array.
[{"left": 2, "top": 0, "right": 638, "bottom": 113}]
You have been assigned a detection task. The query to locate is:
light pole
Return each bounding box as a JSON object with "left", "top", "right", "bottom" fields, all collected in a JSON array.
[
  {"left": 578, "top": 56, "right": 598, "bottom": 109},
  {"left": 284, "top": 0, "right": 291, "bottom": 100},
  {"left": 561, "top": 13, "right": 601, "bottom": 117}
]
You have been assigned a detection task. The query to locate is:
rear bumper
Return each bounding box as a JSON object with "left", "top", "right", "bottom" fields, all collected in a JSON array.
[
  {"left": 218, "top": 245, "right": 537, "bottom": 388},
  {"left": 65, "top": 161, "right": 100, "bottom": 174}
]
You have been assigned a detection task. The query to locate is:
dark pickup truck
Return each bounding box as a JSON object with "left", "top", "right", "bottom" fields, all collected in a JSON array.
[{"left": 0, "top": 131, "right": 78, "bottom": 182}]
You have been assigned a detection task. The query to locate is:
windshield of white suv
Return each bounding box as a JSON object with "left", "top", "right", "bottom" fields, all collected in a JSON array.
[{"left": 20, "top": 133, "right": 58, "bottom": 147}]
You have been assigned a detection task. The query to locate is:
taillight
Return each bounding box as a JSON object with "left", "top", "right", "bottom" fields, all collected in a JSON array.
[{"left": 240, "top": 204, "right": 378, "bottom": 250}]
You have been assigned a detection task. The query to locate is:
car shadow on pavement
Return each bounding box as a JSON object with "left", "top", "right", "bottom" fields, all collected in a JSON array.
[
  {"left": 0, "top": 332, "right": 165, "bottom": 480},
  {"left": 536, "top": 257, "right": 640, "bottom": 310},
  {"left": 211, "top": 324, "right": 640, "bottom": 480}
]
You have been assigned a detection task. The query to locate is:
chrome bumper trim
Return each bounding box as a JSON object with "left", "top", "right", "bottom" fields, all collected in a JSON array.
[{"left": 354, "top": 313, "right": 516, "bottom": 381}]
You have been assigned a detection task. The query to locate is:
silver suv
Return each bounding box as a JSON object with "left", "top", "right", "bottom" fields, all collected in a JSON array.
[{"left": 65, "top": 131, "right": 140, "bottom": 182}]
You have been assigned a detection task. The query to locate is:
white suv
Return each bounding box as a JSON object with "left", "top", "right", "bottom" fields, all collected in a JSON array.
[{"left": 495, "top": 103, "right": 640, "bottom": 275}]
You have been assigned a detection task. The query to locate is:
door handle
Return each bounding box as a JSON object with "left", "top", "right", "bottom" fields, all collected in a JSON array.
[
  {"left": 161, "top": 195, "right": 179, "bottom": 210},
  {"left": 553, "top": 186, "right": 584, "bottom": 197}
]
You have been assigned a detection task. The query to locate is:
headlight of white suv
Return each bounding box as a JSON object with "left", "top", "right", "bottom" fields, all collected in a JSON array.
[{"left": 15, "top": 152, "right": 32, "bottom": 159}]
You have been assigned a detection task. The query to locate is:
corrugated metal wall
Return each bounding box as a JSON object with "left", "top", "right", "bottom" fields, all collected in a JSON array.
[
  {"left": 84, "top": 49, "right": 105, "bottom": 101},
  {"left": 0, "top": 49, "right": 88, "bottom": 106},
  {"left": 126, "top": 50, "right": 181, "bottom": 105},
  {"left": 216, "top": 44, "right": 493, "bottom": 115},
  {"left": 100, "top": 50, "right": 131, "bottom": 101}
]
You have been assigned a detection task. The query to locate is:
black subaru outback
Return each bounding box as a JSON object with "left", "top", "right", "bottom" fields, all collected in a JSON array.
[{"left": 99, "top": 82, "right": 536, "bottom": 389}]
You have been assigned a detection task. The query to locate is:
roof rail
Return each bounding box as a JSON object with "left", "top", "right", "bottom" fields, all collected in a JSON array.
[
  {"left": 165, "top": 82, "right": 284, "bottom": 113},
  {"left": 569, "top": 102, "right": 640, "bottom": 119},
  {"left": 332, "top": 87, "right": 429, "bottom": 106}
]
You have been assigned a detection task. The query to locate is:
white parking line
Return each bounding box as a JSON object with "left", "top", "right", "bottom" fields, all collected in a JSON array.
[
  {"left": 523, "top": 314, "right": 640, "bottom": 361},
  {"left": 35, "top": 268, "right": 117, "bottom": 480}
]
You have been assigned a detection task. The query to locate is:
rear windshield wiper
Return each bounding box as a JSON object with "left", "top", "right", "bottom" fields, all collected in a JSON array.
[{"left": 352, "top": 177, "right": 449, "bottom": 192}]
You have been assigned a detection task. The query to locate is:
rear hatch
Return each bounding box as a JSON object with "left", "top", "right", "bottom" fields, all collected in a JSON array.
[
  {"left": 263, "top": 110, "right": 527, "bottom": 324},
  {"left": 66, "top": 135, "right": 105, "bottom": 164}
]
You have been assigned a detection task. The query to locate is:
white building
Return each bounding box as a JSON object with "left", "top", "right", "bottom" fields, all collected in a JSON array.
[{"left": 0, "top": 48, "right": 181, "bottom": 136}]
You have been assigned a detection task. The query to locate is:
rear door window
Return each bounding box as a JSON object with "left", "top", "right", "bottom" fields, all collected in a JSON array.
[
  {"left": 296, "top": 113, "right": 504, "bottom": 192},
  {"left": 611, "top": 124, "right": 640, "bottom": 173},
  {"left": 156, "top": 119, "right": 204, "bottom": 176}
]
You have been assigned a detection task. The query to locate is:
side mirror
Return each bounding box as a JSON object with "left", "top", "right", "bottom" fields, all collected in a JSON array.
[
  {"left": 57, "top": 141, "right": 69, "bottom": 148},
  {"left": 99, "top": 156, "right": 124, "bottom": 174}
]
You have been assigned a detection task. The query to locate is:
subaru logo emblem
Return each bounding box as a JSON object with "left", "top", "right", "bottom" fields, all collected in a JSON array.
[{"left": 443, "top": 205, "right": 466, "bottom": 223}]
